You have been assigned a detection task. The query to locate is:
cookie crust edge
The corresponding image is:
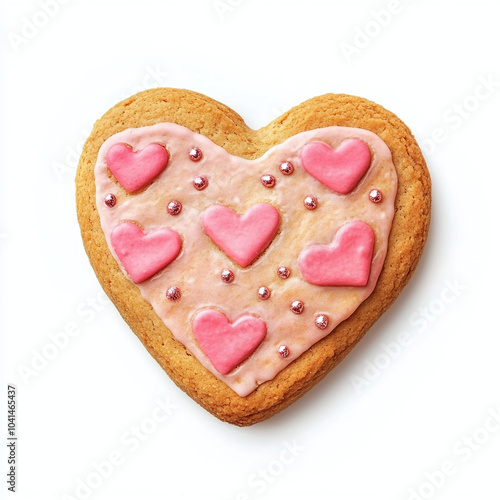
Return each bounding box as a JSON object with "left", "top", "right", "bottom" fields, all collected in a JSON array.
[{"left": 75, "top": 88, "right": 431, "bottom": 426}]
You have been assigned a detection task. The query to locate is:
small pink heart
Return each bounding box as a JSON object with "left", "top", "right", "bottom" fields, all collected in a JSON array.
[
  {"left": 106, "top": 143, "right": 169, "bottom": 193},
  {"left": 111, "top": 222, "right": 181, "bottom": 283},
  {"left": 300, "top": 139, "right": 371, "bottom": 194},
  {"left": 298, "top": 220, "right": 375, "bottom": 286},
  {"left": 202, "top": 203, "right": 280, "bottom": 267},
  {"left": 193, "top": 310, "right": 266, "bottom": 375}
]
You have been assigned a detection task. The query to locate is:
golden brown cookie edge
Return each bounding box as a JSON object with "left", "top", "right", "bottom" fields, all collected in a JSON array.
[{"left": 75, "top": 88, "right": 431, "bottom": 426}]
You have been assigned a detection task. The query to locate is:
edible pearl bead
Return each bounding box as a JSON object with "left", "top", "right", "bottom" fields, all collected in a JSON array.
[
  {"left": 315, "top": 315, "right": 329, "bottom": 330},
  {"left": 221, "top": 269, "right": 234, "bottom": 283},
  {"left": 193, "top": 176, "right": 208, "bottom": 190},
  {"left": 260, "top": 174, "right": 276, "bottom": 188},
  {"left": 258, "top": 286, "right": 271, "bottom": 300},
  {"left": 104, "top": 193, "right": 116, "bottom": 207},
  {"left": 369, "top": 189, "right": 383, "bottom": 203},
  {"left": 277, "top": 266, "right": 291, "bottom": 279},
  {"left": 279, "top": 161, "right": 294, "bottom": 175},
  {"left": 290, "top": 300, "right": 304, "bottom": 314},
  {"left": 304, "top": 195, "right": 318, "bottom": 210},
  {"left": 278, "top": 345, "right": 290, "bottom": 358},
  {"left": 166, "top": 286, "right": 181, "bottom": 301},
  {"left": 167, "top": 200, "right": 182, "bottom": 215},
  {"left": 189, "top": 147, "right": 203, "bottom": 161}
]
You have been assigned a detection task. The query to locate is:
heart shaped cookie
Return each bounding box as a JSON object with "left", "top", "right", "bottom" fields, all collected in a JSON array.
[{"left": 76, "top": 89, "right": 431, "bottom": 426}]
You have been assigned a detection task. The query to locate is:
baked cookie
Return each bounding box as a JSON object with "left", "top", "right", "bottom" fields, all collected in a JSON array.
[{"left": 76, "top": 89, "right": 431, "bottom": 426}]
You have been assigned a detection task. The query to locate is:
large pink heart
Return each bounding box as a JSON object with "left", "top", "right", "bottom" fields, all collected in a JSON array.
[
  {"left": 193, "top": 310, "right": 267, "bottom": 375},
  {"left": 111, "top": 222, "right": 181, "bottom": 284},
  {"left": 106, "top": 143, "right": 169, "bottom": 193},
  {"left": 298, "top": 220, "right": 375, "bottom": 286},
  {"left": 300, "top": 139, "right": 371, "bottom": 194},
  {"left": 202, "top": 204, "right": 280, "bottom": 267}
]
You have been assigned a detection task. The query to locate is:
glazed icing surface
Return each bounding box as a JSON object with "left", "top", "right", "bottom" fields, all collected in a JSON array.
[{"left": 94, "top": 123, "right": 397, "bottom": 396}]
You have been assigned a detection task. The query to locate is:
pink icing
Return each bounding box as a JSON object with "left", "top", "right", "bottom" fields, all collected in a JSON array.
[
  {"left": 298, "top": 220, "right": 375, "bottom": 286},
  {"left": 193, "top": 310, "right": 266, "bottom": 375},
  {"left": 106, "top": 143, "right": 169, "bottom": 193},
  {"left": 202, "top": 204, "right": 280, "bottom": 267},
  {"left": 111, "top": 222, "right": 181, "bottom": 284},
  {"left": 94, "top": 123, "right": 397, "bottom": 396},
  {"left": 300, "top": 139, "right": 371, "bottom": 194}
]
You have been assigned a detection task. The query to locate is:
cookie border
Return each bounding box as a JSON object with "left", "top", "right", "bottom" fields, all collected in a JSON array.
[{"left": 76, "top": 89, "right": 431, "bottom": 426}]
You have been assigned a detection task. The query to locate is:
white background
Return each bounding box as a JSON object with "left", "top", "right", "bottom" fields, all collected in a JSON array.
[{"left": 1, "top": 1, "right": 500, "bottom": 499}]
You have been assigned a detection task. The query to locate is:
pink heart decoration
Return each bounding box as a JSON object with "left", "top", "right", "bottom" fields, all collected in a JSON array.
[
  {"left": 111, "top": 222, "right": 181, "bottom": 283},
  {"left": 300, "top": 139, "right": 371, "bottom": 194},
  {"left": 106, "top": 143, "right": 169, "bottom": 193},
  {"left": 298, "top": 220, "right": 375, "bottom": 286},
  {"left": 193, "top": 310, "right": 267, "bottom": 375},
  {"left": 202, "top": 203, "right": 280, "bottom": 267}
]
